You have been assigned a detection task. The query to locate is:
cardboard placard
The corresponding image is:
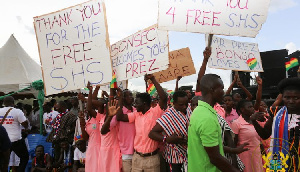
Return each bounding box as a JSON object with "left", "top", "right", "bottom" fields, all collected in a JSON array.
[
  {"left": 34, "top": 0, "right": 112, "bottom": 96},
  {"left": 158, "top": 0, "right": 270, "bottom": 37},
  {"left": 153, "top": 47, "right": 196, "bottom": 83},
  {"left": 208, "top": 35, "right": 263, "bottom": 72},
  {"left": 110, "top": 25, "right": 169, "bottom": 81}
]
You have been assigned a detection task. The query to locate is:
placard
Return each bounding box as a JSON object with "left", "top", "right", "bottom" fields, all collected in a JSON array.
[
  {"left": 34, "top": 0, "right": 112, "bottom": 96},
  {"left": 158, "top": 0, "right": 270, "bottom": 37},
  {"left": 153, "top": 47, "right": 196, "bottom": 83},
  {"left": 110, "top": 25, "right": 169, "bottom": 81},
  {"left": 101, "top": 80, "right": 128, "bottom": 93},
  {"left": 208, "top": 35, "right": 263, "bottom": 72}
]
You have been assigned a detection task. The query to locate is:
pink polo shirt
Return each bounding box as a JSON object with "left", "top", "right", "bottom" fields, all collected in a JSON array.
[
  {"left": 128, "top": 105, "right": 164, "bottom": 154},
  {"left": 225, "top": 108, "right": 239, "bottom": 125},
  {"left": 214, "top": 103, "right": 225, "bottom": 119},
  {"left": 118, "top": 106, "right": 136, "bottom": 155}
]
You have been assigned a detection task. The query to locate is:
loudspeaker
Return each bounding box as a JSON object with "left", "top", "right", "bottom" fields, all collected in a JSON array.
[{"left": 259, "top": 49, "right": 288, "bottom": 88}]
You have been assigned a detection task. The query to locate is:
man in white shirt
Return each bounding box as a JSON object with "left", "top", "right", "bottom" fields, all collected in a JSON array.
[
  {"left": 43, "top": 102, "right": 59, "bottom": 134},
  {"left": 0, "top": 96, "right": 29, "bottom": 172}
]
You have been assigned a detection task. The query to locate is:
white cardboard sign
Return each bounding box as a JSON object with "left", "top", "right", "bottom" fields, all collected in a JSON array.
[
  {"left": 34, "top": 0, "right": 112, "bottom": 96},
  {"left": 110, "top": 25, "right": 169, "bottom": 81},
  {"left": 158, "top": 0, "right": 270, "bottom": 37},
  {"left": 208, "top": 35, "right": 263, "bottom": 72}
]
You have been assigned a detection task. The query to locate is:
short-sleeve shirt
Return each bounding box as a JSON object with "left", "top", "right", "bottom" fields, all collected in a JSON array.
[
  {"left": 127, "top": 105, "right": 164, "bottom": 153},
  {"left": 188, "top": 101, "right": 224, "bottom": 172},
  {"left": 43, "top": 111, "right": 59, "bottom": 134},
  {"left": 74, "top": 147, "right": 86, "bottom": 165},
  {"left": 157, "top": 106, "right": 192, "bottom": 163},
  {"left": 225, "top": 108, "right": 239, "bottom": 125},
  {"left": 0, "top": 125, "right": 11, "bottom": 152},
  {"left": 0, "top": 107, "right": 27, "bottom": 142}
]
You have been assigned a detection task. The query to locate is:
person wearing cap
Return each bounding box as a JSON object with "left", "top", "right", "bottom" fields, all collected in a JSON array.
[
  {"left": 250, "top": 77, "right": 300, "bottom": 170},
  {"left": 73, "top": 135, "right": 86, "bottom": 172}
]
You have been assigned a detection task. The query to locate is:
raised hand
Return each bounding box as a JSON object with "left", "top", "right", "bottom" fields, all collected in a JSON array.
[
  {"left": 86, "top": 81, "right": 92, "bottom": 91},
  {"left": 256, "top": 76, "right": 263, "bottom": 86},
  {"left": 108, "top": 99, "right": 120, "bottom": 117},
  {"left": 203, "top": 47, "right": 212, "bottom": 61},
  {"left": 116, "top": 88, "right": 123, "bottom": 98},
  {"left": 78, "top": 111, "right": 86, "bottom": 126},
  {"left": 144, "top": 74, "right": 154, "bottom": 81},
  {"left": 233, "top": 74, "right": 239, "bottom": 83},
  {"left": 177, "top": 76, "right": 182, "bottom": 81},
  {"left": 250, "top": 112, "right": 267, "bottom": 122},
  {"left": 77, "top": 93, "right": 86, "bottom": 102}
]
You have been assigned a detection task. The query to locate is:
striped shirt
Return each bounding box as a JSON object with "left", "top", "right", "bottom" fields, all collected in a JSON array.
[{"left": 157, "top": 106, "right": 192, "bottom": 164}]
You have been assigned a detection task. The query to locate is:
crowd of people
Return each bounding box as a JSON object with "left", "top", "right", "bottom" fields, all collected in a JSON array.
[{"left": 0, "top": 47, "right": 300, "bottom": 172}]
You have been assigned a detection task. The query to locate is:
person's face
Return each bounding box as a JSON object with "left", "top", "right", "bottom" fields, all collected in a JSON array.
[
  {"left": 233, "top": 93, "right": 242, "bottom": 103},
  {"left": 241, "top": 102, "right": 255, "bottom": 117},
  {"left": 124, "top": 91, "right": 134, "bottom": 105},
  {"left": 76, "top": 141, "right": 86, "bottom": 152},
  {"left": 212, "top": 79, "right": 225, "bottom": 103},
  {"left": 60, "top": 141, "right": 69, "bottom": 150},
  {"left": 173, "top": 96, "right": 189, "bottom": 113},
  {"left": 134, "top": 98, "right": 145, "bottom": 112},
  {"left": 259, "top": 101, "right": 268, "bottom": 112},
  {"left": 283, "top": 90, "right": 300, "bottom": 114},
  {"left": 55, "top": 103, "right": 61, "bottom": 113},
  {"left": 35, "top": 147, "right": 44, "bottom": 158},
  {"left": 223, "top": 96, "right": 234, "bottom": 110},
  {"left": 185, "top": 90, "right": 192, "bottom": 100}
]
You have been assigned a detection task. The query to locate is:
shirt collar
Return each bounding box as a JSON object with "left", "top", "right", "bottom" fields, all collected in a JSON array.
[
  {"left": 198, "top": 100, "right": 218, "bottom": 116},
  {"left": 237, "top": 115, "right": 251, "bottom": 125}
]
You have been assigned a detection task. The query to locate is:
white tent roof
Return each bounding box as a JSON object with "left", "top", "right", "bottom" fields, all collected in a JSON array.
[{"left": 0, "top": 35, "right": 42, "bottom": 93}]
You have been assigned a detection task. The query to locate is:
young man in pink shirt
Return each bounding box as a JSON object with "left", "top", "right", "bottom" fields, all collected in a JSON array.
[
  {"left": 116, "top": 74, "right": 167, "bottom": 171},
  {"left": 116, "top": 89, "right": 136, "bottom": 172}
]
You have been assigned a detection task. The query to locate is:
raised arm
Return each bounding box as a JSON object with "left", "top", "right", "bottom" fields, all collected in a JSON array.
[
  {"left": 100, "top": 99, "right": 120, "bottom": 135},
  {"left": 79, "top": 111, "right": 89, "bottom": 141},
  {"left": 115, "top": 89, "right": 129, "bottom": 122},
  {"left": 196, "top": 47, "right": 211, "bottom": 92},
  {"left": 92, "top": 85, "right": 100, "bottom": 100},
  {"left": 254, "top": 76, "right": 263, "bottom": 111},
  {"left": 145, "top": 74, "right": 167, "bottom": 110},
  {"left": 237, "top": 78, "right": 253, "bottom": 100},
  {"left": 175, "top": 76, "right": 182, "bottom": 92},
  {"left": 225, "top": 74, "right": 238, "bottom": 95},
  {"left": 86, "top": 82, "right": 97, "bottom": 117}
]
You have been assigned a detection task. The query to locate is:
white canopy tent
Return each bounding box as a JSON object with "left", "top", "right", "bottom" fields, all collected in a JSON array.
[{"left": 0, "top": 34, "right": 42, "bottom": 94}]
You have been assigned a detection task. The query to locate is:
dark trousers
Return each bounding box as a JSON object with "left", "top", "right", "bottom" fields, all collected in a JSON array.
[
  {"left": 0, "top": 149, "right": 10, "bottom": 172},
  {"left": 167, "top": 163, "right": 183, "bottom": 172},
  {"left": 11, "top": 139, "right": 29, "bottom": 172}
]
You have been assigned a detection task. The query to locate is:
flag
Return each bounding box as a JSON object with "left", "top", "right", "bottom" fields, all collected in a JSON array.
[
  {"left": 247, "top": 58, "right": 257, "bottom": 70},
  {"left": 285, "top": 57, "right": 299, "bottom": 71},
  {"left": 147, "top": 84, "right": 156, "bottom": 96},
  {"left": 167, "top": 90, "right": 174, "bottom": 95},
  {"left": 110, "top": 72, "right": 117, "bottom": 88}
]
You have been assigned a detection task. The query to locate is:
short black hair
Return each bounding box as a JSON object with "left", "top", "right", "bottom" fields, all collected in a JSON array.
[
  {"left": 223, "top": 94, "right": 233, "bottom": 99},
  {"left": 236, "top": 99, "right": 252, "bottom": 113},
  {"left": 3, "top": 96, "right": 14, "bottom": 106},
  {"left": 58, "top": 101, "right": 67, "bottom": 109},
  {"left": 35, "top": 145, "right": 44, "bottom": 152},
  {"left": 173, "top": 90, "right": 187, "bottom": 103},
  {"left": 200, "top": 74, "right": 222, "bottom": 96},
  {"left": 136, "top": 93, "right": 152, "bottom": 106},
  {"left": 278, "top": 77, "right": 300, "bottom": 94}
]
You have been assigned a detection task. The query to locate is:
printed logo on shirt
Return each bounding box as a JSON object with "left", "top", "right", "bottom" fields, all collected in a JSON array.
[
  {"left": 92, "top": 124, "right": 97, "bottom": 129},
  {"left": 0, "top": 116, "right": 14, "bottom": 124}
]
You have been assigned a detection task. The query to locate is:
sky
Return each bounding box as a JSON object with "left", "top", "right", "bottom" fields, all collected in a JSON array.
[{"left": 0, "top": 0, "right": 299, "bottom": 92}]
